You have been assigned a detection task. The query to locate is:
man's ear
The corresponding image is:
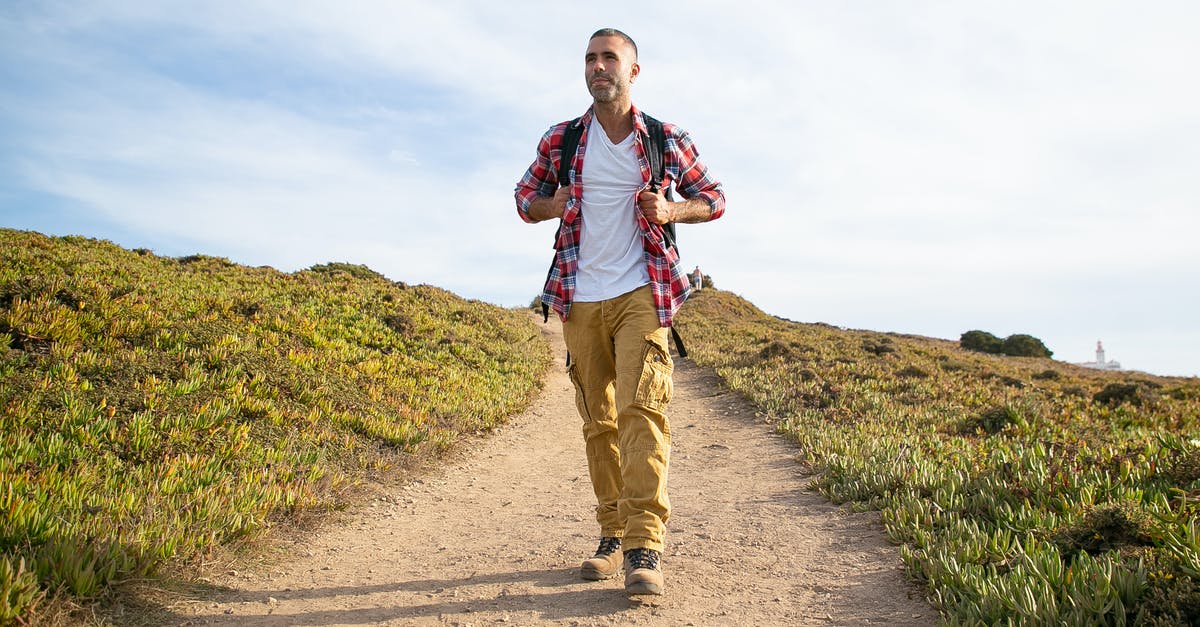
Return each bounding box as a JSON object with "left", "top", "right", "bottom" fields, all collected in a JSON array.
[{"left": 630, "top": 61, "right": 640, "bottom": 83}]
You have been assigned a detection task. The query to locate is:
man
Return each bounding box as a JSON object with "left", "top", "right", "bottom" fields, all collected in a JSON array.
[{"left": 514, "top": 28, "right": 725, "bottom": 596}]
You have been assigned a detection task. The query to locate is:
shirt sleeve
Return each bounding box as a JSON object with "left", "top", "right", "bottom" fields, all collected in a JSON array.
[
  {"left": 514, "top": 125, "right": 562, "bottom": 223},
  {"left": 666, "top": 125, "right": 726, "bottom": 220}
]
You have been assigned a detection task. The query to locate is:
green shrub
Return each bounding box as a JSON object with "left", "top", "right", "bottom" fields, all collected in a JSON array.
[
  {"left": 759, "top": 340, "right": 794, "bottom": 360},
  {"left": 307, "top": 261, "right": 387, "bottom": 281},
  {"left": 1095, "top": 381, "right": 1160, "bottom": 407},
  {"left": 960, "top": 330, "right": 1002, "bottom": 353},
  {"left": 1051, "top": 505, "right": 1153, "bottom": 559},
  {"left": 895, "top": 365, "right": 929, "bottom": 378},
  {"left": 1138, "top": 555, "right": 1200, "bottom": 626},
  {"left": 1001, "top": 334, "right": 1053, "bottom": 358},
  {"left": 863, "top": 338, "right": 897, "bottom": 356},
  {"left": 960, "top": 405, "right": 1022, "bottom": 434},
  {"left": 960, "top": 330, "right": 1052, "bottom": 358}
]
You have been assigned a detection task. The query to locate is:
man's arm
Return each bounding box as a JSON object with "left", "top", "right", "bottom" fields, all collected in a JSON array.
[
  {"left": 514, "top": 125, "right": 564, "bottom": 224},
  {"left": 637, "top": 191, "right": 712, "bottom": 225},
  {"left": 665, "top": 124, "right": 726, "bottom": 222},
  {"left": 526, "top": 186, "right": 570, "bottom": 223}
]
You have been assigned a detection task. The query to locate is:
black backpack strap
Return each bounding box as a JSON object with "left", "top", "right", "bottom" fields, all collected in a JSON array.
[
  {"left": 670, "top": 326, "right": 688, "bottom": 359},
  {"left": 643, "top": 114, "right": 688, "bottom": 359},
  {"left": 640, "top": 113, "right": 676, "bottom": 250},
  {"left": 558, "top": 117, "right": 584, "bottom": 189},
  {"left": 642, "top": 114, "right": 665, "bottom": 192}
]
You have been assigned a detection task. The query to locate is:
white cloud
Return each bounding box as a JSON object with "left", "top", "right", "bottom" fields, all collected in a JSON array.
[{"left": 2, "top": 0, "right": 1198, "bottom": 376}]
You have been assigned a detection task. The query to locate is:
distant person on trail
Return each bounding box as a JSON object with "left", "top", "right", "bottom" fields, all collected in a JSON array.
[
  {"left": 691, "top": 266, "right": 703, "bottom": 291},
  {"left": 514, "top": 28, "right": 725, "bottom": 596}
]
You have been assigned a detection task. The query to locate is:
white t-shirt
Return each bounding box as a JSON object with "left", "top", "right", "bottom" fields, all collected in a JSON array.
[{"left": 573, "top": 121, "right": 650, "bottom": 302}]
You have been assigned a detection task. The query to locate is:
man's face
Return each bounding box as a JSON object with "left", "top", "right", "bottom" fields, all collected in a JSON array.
[{"left": 585, "top": 35, "right": 639, "bottom": 103}]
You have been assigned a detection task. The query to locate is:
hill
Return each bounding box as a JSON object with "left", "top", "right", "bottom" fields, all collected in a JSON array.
[
  {"left": 0, "top": 229, "right": 550, "bottom": 622},
  {"left": 4, "top": 228, "right": 1200, "bottom": 624},
  {"left": 676, "top": 289, "right": 1200, "bottom": 624}
]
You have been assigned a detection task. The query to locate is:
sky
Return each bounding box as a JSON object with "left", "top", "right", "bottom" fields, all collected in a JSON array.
[{"left": 2, "top": 1, "right": 1197, "bottom": 377}]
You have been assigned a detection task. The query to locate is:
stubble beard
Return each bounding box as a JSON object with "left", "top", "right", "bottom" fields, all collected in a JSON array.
[
  {"left": 590, "top": 85, "right": 616, "bottom": 102},
  {"left": 589, "top": 75, "right": 624, "bottom": 104}
]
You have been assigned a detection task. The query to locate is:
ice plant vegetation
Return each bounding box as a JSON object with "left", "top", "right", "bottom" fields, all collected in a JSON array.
[
  {"left": 0, "top": 229, "right": 550, "bottom": 621},
  {"left": 677, "top": 289, "right": 1200, "bottom": 625}
]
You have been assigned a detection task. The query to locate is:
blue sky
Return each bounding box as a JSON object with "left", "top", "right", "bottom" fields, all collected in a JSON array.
[{"left": 2, "top": 1, "right": 1198, "bottom": 376}]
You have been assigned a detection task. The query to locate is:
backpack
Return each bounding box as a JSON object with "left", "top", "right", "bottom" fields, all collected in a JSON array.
[
  {"left": 541, "top": 112, "right": 689, "bottom": 359},
  {"left": 557, "top": 113, "right": 677, "bottom": 249}
]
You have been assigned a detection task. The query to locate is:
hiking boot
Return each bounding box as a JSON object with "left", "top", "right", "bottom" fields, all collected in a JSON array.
[
  {"left": 580, "top": 537, "right": 622, "bottom": 580},
  {"left": 623, "top": 548, "right": 664, "bottom": 595}
]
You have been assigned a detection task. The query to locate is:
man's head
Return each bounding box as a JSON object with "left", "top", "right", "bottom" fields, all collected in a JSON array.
[{"left": 585, "top": 28, "right": 639, "bottom": 105}]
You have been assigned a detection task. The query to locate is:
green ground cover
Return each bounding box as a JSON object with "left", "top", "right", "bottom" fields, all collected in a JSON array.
[
  {"left": 677, "top": 289, "right": 1200, "bottom": 625},
  {"left": 0, "top": 229, "right": 550, "bottom": 622},
  {"left": 9, "top": 226, "right": 1198, "bottom": 625}
]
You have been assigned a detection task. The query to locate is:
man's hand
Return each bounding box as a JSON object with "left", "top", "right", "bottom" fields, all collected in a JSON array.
[
  {"left": 637, "top": 188, "right": 672, "bottom": 225},
  {"left": 527, "top": 186, "right": 571, "bottom": 222}
]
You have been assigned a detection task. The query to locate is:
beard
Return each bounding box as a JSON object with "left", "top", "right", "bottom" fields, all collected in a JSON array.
[{"left": 588, "top": 75, "right": 624, "bottom": 103}]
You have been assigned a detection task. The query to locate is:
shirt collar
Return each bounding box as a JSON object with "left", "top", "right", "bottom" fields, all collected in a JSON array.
[{"left": 577, "top": 103, "right": 647, "bottom": 136}]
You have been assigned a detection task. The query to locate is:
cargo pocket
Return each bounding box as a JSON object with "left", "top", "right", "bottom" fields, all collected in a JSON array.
[
  {"left": 567, "top": 361, "right": 593, "bottom": 422},
  {"left": 633, "top": 335, "right": 674, "bottom": 411}
]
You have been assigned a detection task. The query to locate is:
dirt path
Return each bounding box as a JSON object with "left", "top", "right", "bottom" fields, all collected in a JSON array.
[{"left": 175, "top": 315, "right": 934, "bottom": 625}]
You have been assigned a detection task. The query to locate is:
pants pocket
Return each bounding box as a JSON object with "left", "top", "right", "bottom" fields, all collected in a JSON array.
[
  {"left": 633, "top": 335, "right": 673, "bottom": 411},
  {"left": 567, "top": 361, "right": 593, "bottom": 422}
]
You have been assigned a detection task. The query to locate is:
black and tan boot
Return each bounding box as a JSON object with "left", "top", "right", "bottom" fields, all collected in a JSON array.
[
  {"left": 623, "top": 547, "right": 664, "bottom": 595},
  {"left": 579, "top": 537, "right": 622, "bottom": 580}
]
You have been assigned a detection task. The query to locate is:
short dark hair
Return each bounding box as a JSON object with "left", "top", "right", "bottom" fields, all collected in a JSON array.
[{"left": 590, "top": 28, "right": 638, "bottom": 59}]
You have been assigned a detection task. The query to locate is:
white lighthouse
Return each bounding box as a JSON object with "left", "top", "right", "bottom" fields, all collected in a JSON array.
[{"left": 1078, "top": 340, "right": 1122, "bottom": 371}]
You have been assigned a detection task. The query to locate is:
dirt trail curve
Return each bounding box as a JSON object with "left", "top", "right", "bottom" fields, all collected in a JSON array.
[{"left": 178, "top": 314, "right": 934, "bottom": 626}]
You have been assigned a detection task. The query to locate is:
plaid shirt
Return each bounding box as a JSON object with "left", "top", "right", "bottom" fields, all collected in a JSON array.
[{"left": 515, "top": 105, "right": 725, "bottom": 327}]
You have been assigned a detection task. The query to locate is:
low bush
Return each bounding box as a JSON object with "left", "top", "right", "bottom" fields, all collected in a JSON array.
[
  {"left": 1095, "top": 381, "right": 1160, "bottom": 407},
  {"left": 960, "top": 330, "right": 1002, "bottom": 354},
  {"left": 1001, "top": 333, "right": 1053, "bottom": 358},
  {"left": 961, "top": 330, "right": 1052, "bottom": 358}
]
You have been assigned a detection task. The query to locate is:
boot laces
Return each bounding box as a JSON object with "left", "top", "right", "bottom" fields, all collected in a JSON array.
[
  {"left": 626, "top": 548, "right": 660, "bottom": 571},
  {"left": 594, "top": 536, "right": 621, "bottom": 557}
]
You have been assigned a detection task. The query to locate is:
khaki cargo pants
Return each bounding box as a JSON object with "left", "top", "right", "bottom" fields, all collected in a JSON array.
[{"left": 563, "top": 285, "right": 673, "bottom": 552}]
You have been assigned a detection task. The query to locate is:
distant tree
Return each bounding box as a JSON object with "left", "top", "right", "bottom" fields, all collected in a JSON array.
[
  {"left": 1001, "top": 334, "right": 1053, "bottom": 358},
  {"left": 702, "top": 274, "right": 715, "bottom": 289},
  {"left": 960, "top": 330, "right": 1003, "bottom": 354},
  {"left": 308, "top": 262, "right": 385, "bottom": 281}
]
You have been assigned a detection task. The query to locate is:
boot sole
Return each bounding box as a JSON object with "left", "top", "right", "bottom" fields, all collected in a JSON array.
[
  {"left": 624, "top": 580, "right": 664, "bottom": 596},
  {"left": 579, "top": 566, "right": 620, "bottom": 581}
]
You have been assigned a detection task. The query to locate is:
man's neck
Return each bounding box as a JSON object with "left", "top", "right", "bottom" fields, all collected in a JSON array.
[{"left": 593, "top": 99, "right": 634, "bottom": 143}]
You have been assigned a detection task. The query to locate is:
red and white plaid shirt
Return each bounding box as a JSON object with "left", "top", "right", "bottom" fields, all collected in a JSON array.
[{"left": 515, "top": 105, "right": 725, "bottom": 327}]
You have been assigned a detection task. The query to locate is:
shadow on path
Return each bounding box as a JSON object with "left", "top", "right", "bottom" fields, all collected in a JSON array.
[{"left": 169, "top": 567, "right": 648, "bottom": 625}]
